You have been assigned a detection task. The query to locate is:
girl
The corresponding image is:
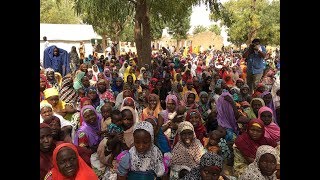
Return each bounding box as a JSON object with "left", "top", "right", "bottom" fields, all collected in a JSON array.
[
  {"left": 116, "top": 121, "right": 166, "bottom": 179},
  {"left": 170, "top": 121, "right": 205, "bottom": 180}
]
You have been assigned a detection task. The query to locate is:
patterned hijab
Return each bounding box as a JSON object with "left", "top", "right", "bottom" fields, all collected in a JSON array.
[
  {"left": 59, "top": 76, "right": 78, "bottom": 103},
  {"left": 129, "top": 121, "right": 165, "bottom": 177},
  {"left": 182, "top": 152, "right": 224, "bottom": 180},
  {"left": 239, "top": 145, "right": 278, "bottom": 180},
  {"left": 171, "top": 121, "right": 205, "bottom": 169}
]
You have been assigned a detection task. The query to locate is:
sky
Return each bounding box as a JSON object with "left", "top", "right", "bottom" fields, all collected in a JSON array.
[{"left": 189, "top": 2, "right": 231, "bottom": 46}]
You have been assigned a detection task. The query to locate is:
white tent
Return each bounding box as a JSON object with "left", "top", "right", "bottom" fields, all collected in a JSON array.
[{"left": 40, "top": 23, "right": 99, "bottom": 63}]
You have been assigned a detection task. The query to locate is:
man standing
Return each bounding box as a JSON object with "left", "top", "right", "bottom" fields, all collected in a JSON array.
[{"left": 243, "top": 38, "right": 267, "bottom": 94}]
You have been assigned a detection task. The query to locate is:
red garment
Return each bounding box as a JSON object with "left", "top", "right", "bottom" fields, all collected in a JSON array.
[
  {"left": 40, "top": 150, "right": 53, "bottom": 180},
  {"left": 49, "top": 143, "right": 98, "bottom": 180},
  {"left": 149, "top": 78, "right": 158, "bottom": 93},
  {"left": 235, "top": 119, "right": 277, "bottom": 159}
]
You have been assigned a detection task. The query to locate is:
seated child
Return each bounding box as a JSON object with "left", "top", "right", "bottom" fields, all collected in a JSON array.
[
  {"left": 116, "top": 121, "right": 166, "bottom": 179},
  {"left": 105, "top": 109, "right": 123, "bottom": 167}
]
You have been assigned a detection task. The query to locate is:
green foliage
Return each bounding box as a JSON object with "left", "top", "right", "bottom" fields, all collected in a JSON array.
[
  {"left": 193, "top": 25, "right": 207, "bottom": 35},
  {"left": 40, "top": 0, "right": 81, "bottom": 24},
  {"left": 208, "top": 24, "right": 221, "bottom": 35},
  {"left": 74, "top": 0, "right": 134, "bottom": 40},
  {"left": 120, "top": 19, "right": 135, "bottom": 42},
  {"left": 210, "top": 0, "right": 280, "bottom": 45}
]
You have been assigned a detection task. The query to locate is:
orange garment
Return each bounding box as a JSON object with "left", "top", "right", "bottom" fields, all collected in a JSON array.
[{"left": 45, "top": 143, "right": 98, "bottom": 180}]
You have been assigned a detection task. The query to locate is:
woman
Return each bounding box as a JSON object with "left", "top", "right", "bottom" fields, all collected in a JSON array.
[
  {"left": 69, "top": 46, "right": 80, "bottom": 72},
  {"left": 182, "top": 152, "right": 230, "bottom": 180},
  {"left": 46, "top": 68, "right": 60, "bottom": 89},
  {"left": 238, "top": 84, "right": 252, "bottom": 103},
  {"left": 44, "top": 143, "right": 98, "bottom": 180},
  {"left": 234, "top": 119, "right": 277, "bottom": 177},
  {"left": 197, "top": 91, "right": 211, "bottom": 122},
  {"left": 123, "top": 66, "right": 136, "bottom": 83},
  {"left": 244, "top": 98, "right": 266, "bottom": 119},
  {"left": 96, "top": 79, "right": 115, "bottom": 103},
  {"left": 141, "top": 94, "right": 162, "bottom": 121},
  {"left": 216, "top": 91, "right": 239, "bottom": 142},
  {"left": 239, "top": 145, "right": 279, "bottom": 180},
  {"left": 73, "top": 71, "right": 86, "bottom": 92},
  {"left": 40, "top": 103, "right": 72, "bottom": 127},
  {"left": 73, "top": 105, "right": 102, "bottom": 153},
  {"left": 182, "top": 91, "right": 198, "bottom": 111},
  {"left": 111, "top": 77, "right": 123, "bottom": 97},
  {"left": 59, "top": 75, "right": 78, "bottom": 104},
  {"left": 40, "top": 74, "right": 50, "bottom": 102},
  {"left": 92, "top": 64, "right": 101, "bottom": 82},
  {"left": 41, "top": 87, "right": 77, "bottom": 120},
  {"left": 170, "top": 121, "right": 206, "bottom": 180},
  {"left": 159, "top": 94, "right": 178, "bottom": 133},
  {"left": 258, "top": 106, "right": 280, "bottom": 143},
  {"left": 43, "top": 46, "right": 71, "bottom": 77}
]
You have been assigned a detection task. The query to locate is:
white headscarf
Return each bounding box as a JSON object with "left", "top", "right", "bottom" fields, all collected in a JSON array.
[
  {"left": 129, "top": 121, "right": 165, "bottom": 177},
  {"left": 239, "top": 145, "right": 279, "bottom": 180},
  {"left": 40, "top": 103, "right": 72, "bottom": 127}
]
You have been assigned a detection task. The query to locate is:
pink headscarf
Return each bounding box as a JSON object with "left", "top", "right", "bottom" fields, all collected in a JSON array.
[{"left": 258, "top": 106, "right": 280, "bottom": 142}]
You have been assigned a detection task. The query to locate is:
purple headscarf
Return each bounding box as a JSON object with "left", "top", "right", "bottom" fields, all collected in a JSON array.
[
  {"left": 216, "top": 92, "right": 239, "bottom": 134},
  {"left": 159, "top": 94, "right": 178, "bottom": 124},
  {"left": 73, "top": 105, "right": 102, "bottom": 147}
]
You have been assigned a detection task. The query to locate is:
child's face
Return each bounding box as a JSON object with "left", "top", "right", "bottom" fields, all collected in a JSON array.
[
  {"left": 208, "top": 133, "right": 220, "bottom": 146},
  {"left": 112, "top": 115, "right": 123, "bottom": 127},
  {"left": 134, "top": 129, "right": 152, "bottom": 154},
  {"left": 189, "top": 112, "right": 200, "bottom": 127},
  {"left": 78, "top": 90, "right": 85, "bottom": 98},
  {"left": 260, "top": 111, "right": 273, "bottom": 125},
  {"left": 200, "top": 94, "right": 208, "bottom": 104},
  {"left": 101, "top": 106, "right": 112, "bottom": 119},
  {"left": 180, "top": 129, "right": 194, "bottom": 147},
  {"left": 187, "top": 94, "right": 196, "bottom": 105}
]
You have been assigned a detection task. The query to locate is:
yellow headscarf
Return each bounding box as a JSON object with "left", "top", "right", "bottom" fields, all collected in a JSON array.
[{"left": 43, "top": 87, "right": 59, "bottom": 99}]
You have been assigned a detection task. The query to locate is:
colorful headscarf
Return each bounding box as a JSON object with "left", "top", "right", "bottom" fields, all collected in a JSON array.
[
  {"left": 258, "top": 106, "right": 280, "bottom": 142},
  {"left": 159, "top": 94, "right": 178, "bottom": 124},
  {"left": 49, "top": 143, "right": 98, "bottom": 180},
  {"left": 59, "top": 76, "right": 78, "bottom": 103},
  {"left": 216, "top": 92, "right": 239, "bottom": 133},
  {"left": 73, "top": 105, "right": 102, "bottom": 147},
  {"left": 44, "top": 87, "right": 59, "bottom": 99},
  {"left": 235, "top": 119, "right": 277, "bottom": 159}
]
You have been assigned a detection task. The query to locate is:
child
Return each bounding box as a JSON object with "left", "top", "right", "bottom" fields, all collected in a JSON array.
[
  {"left": 204, "top": 130, "right": 221, "bottom": 154},
  {"left": 105, "top": 110, "right": 124, "bottom": 167},
  {"left": 163, "top": 105, "right": 185, "bottom": 147},
  {"left": 116, "top": 121, "right": 166, "bottom": 179}
]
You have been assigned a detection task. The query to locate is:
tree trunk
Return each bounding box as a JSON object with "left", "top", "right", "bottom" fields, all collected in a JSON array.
[
  {"left": 102, "top": 34, "right": 107, "bottom": 54},
  {"left": 134, "top": 0, "right": 151, "bottom": 67}
]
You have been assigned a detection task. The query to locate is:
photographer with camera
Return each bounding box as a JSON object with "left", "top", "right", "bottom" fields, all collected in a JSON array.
[{"left": 242, "top": 38, "right": 267, "bottom": 94}]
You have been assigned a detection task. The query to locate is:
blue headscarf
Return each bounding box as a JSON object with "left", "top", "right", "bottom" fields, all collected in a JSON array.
[{"left": 43, "top": 45, "right": 70, "bottom": 76}]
